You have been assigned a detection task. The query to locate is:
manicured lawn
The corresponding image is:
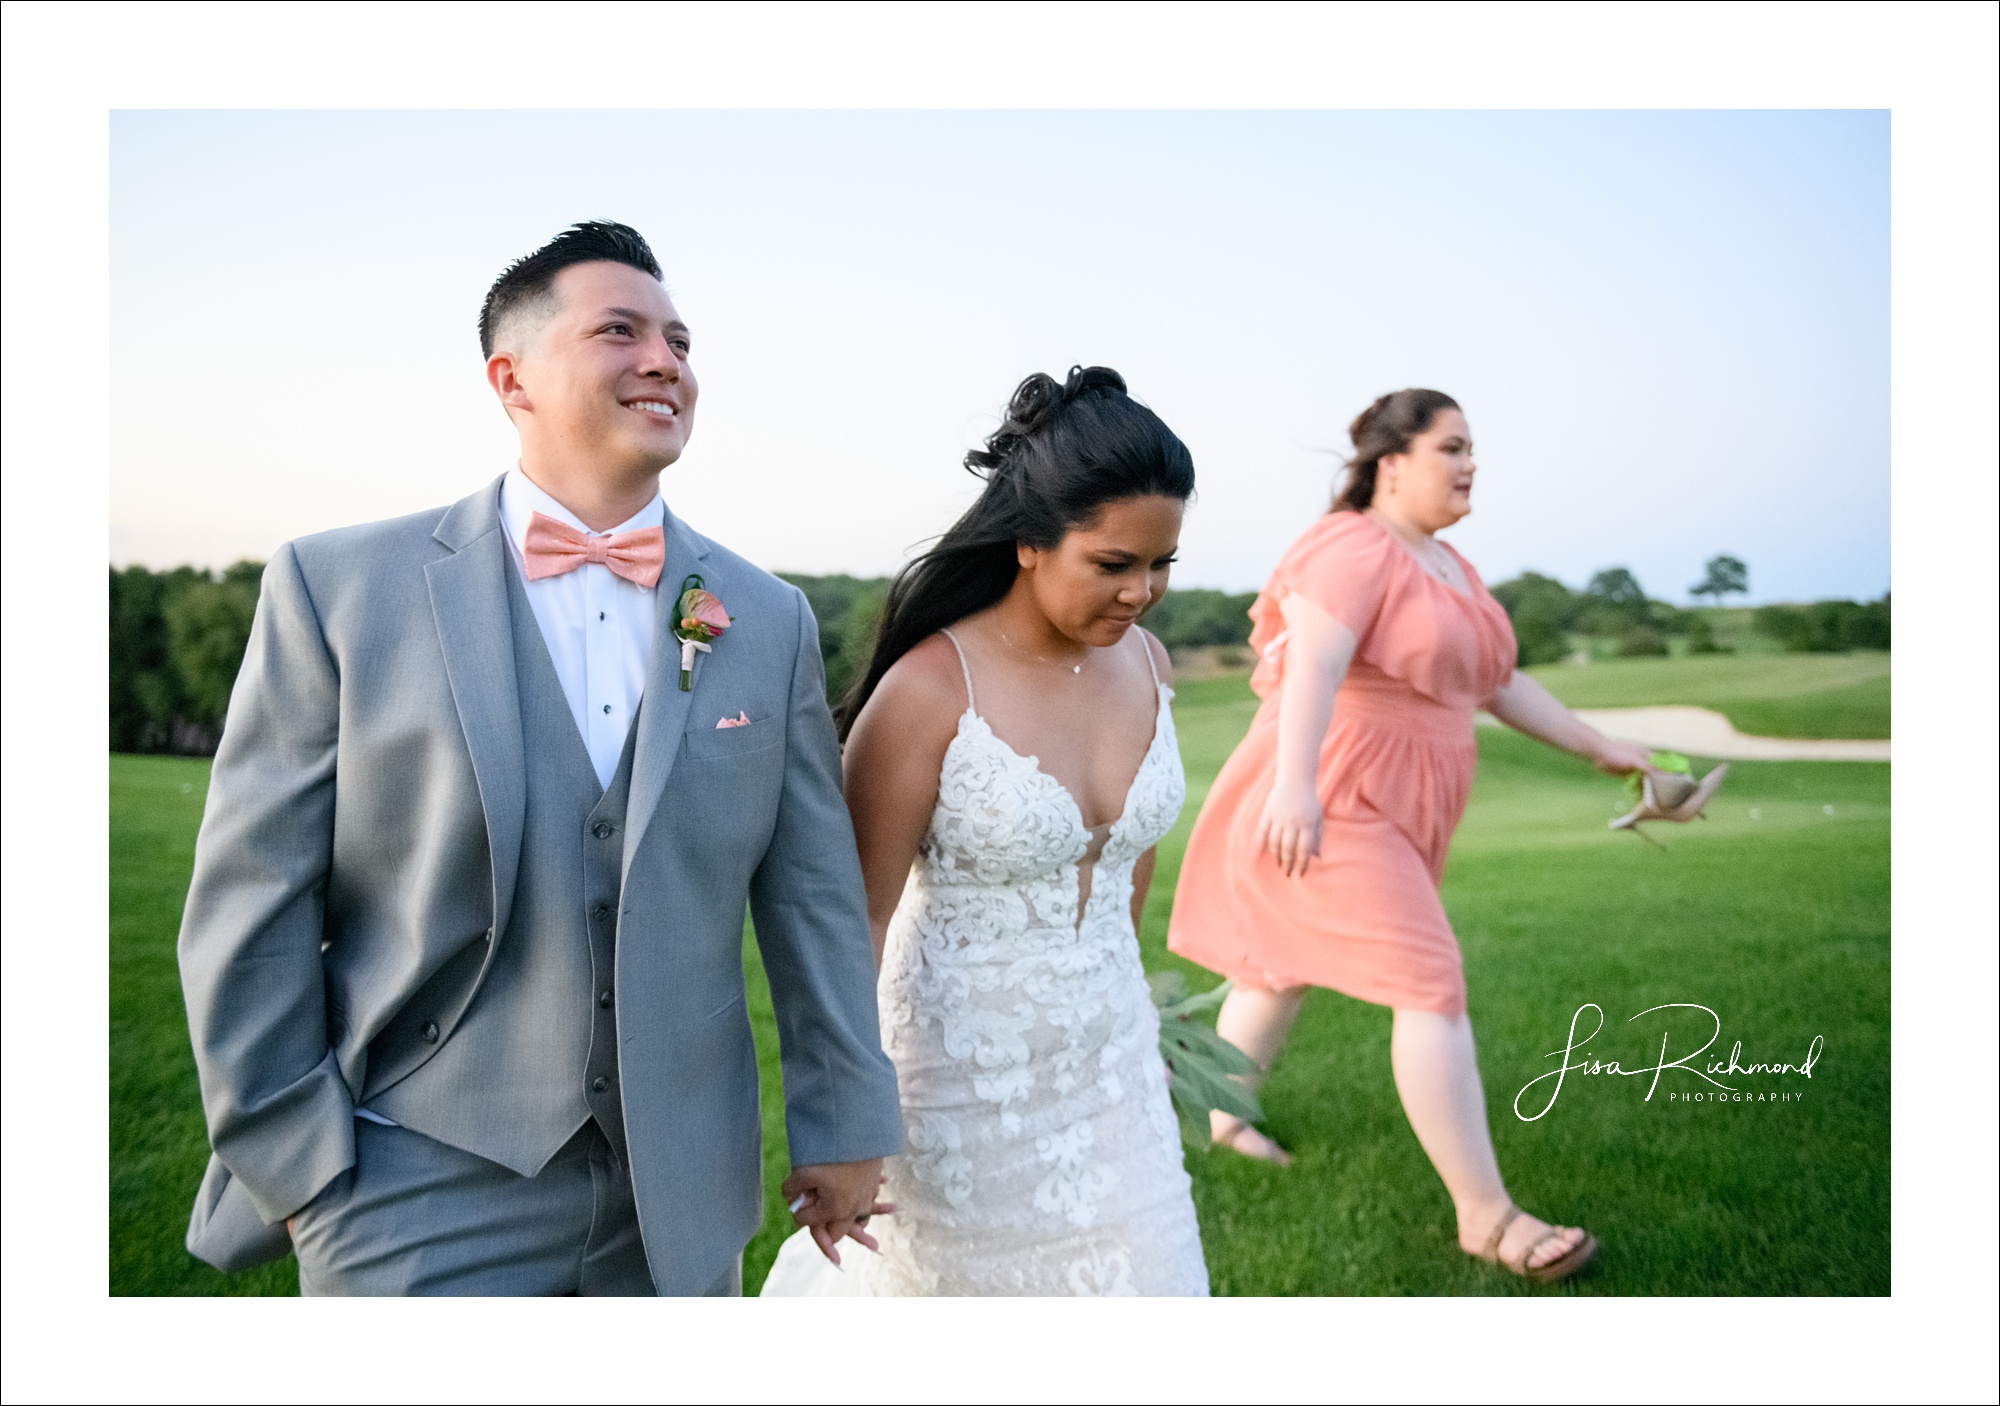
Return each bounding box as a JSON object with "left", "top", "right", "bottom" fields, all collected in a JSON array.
[
  {"left": 1526, "top": 651, "right": 1891, "bottom": 740},
  {"left": 110, "top": 655, "right": 1888, "bottom": 1295},
  {"left": 109, "top": 756, "right": 299, "bottom": 1296}
]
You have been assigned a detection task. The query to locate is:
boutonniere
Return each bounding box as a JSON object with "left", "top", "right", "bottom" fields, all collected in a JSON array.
[{"left": 672, "top": 574, "right": 733, "bottom": 691}]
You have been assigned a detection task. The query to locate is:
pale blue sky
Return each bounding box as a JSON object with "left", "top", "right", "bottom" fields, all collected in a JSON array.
[{"left": 111, "top": 109, "right": 1887, "bottom": 603}]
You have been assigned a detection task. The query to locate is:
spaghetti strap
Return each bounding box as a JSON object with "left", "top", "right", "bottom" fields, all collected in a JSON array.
[
  {"left": 1138, "top": 628, "right": 1163, "bottom": 689},
  {"left": 940, "top": 627, "right": 976, "bottom": 710}
]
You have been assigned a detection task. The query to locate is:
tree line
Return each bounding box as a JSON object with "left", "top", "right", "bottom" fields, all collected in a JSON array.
[
  {"left": 106, "top": 561, "right": 1261, "bottom": 757},
  {"left": 1488, "top": 556, "right": 1888, "bottom": 666},
  {"left": 108, "top": 555, "right": 1885, "bottom": 757}
]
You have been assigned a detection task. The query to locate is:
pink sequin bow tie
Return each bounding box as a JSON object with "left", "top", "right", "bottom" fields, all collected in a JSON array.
[{"left": 521, "top": 511, "right": 666, "bottom": 589}]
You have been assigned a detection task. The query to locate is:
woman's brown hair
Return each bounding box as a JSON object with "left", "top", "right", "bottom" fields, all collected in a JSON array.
[{"left": 1333, "top": 388, "right": 1461, "bottom": 512}]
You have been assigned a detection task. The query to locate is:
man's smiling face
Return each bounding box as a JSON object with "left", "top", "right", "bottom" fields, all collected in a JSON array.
[{"left": 495, "top": 259, "right": 698, "bottom": 474}]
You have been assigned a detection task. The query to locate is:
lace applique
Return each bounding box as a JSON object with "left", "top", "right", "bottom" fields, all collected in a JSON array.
[
  {"left": 1065, "top": 1244, "right": 1139, "bottom": 1297},
  {"left": 904, "top": 1112, "right": 973, "bottom": 1210},
  {"left": 1034, "top": 1119, "right": 1120, "bottom": 1227},
  {"left": 855, "top": 682, "right": 1209, "bottom": 1295}
]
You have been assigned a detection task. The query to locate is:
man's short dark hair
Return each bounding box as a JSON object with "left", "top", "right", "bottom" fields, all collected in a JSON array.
[{"left": 478, "top": 221, "right": 664, "bottom": 358}]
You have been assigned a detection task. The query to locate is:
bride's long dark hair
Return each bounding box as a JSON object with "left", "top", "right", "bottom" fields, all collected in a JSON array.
[{"left": 836, "top": 366, "right": 1195, "bottom": 740}]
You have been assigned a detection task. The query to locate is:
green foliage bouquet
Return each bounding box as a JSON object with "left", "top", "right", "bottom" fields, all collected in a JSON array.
[{"left": 1149, "top": 971, "right": 1265, "bottom": 1150}]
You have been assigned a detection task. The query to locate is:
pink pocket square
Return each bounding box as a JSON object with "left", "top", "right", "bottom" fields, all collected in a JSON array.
[{"left": 715, "top": 712, "right": 751, "bottom": 729}]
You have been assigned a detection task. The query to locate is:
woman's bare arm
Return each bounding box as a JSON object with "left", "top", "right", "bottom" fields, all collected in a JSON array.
[
  {"left": 841, "top": 638, "right": 967, "bottom": 966},
  {"left": 1258, "top": 593, "right": 1358, "bottom": 877},
  {"left": 1483, "top": 670, "right": 1651, "bottom": 775},
  {"left": 1127, "top": 629, "right": 1173, "bottom": 933}
]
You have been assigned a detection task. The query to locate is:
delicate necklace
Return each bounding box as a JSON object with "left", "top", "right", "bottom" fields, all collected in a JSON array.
[
  {"left": 997, "top": 627, "right": 1088, "bottom": 675},
  {"left": 1375, "top": 511, "right": 1458, "bottom": 581}
]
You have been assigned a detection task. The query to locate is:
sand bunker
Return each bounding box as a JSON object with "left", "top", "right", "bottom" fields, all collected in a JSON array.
[{"left": 1478, "top": 705, "right": 1890, "bottom": 761}]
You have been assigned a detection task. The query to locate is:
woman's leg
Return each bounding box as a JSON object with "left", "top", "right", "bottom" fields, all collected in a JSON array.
[
  {"left": 1389, "top": 1009, "right": 1586, "bottom": 1268},
  {"left": 1209, "top": 982, "right": 1306, "bottom": 1164}
]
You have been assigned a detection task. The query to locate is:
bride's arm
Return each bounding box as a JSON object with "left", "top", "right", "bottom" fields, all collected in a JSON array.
[
  {"left": 1128, "top": 629, "right": 1174, "bottom": 935},
  {"left": 841, "top": 636, "right": 968, "bottom": 967}
]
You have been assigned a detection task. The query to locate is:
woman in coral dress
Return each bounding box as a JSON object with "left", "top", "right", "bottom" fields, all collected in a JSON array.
[{"left": 1168, "top": 389, "right": 1656, "bottom": 1283}]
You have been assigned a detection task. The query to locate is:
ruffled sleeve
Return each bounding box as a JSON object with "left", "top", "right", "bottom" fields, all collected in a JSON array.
[
  {"left": 1286, "top": 513, "right": 1395, "bottom": 639},
  {"left": 1247, "top": 513, "right": 1395, "bottom": 698}
]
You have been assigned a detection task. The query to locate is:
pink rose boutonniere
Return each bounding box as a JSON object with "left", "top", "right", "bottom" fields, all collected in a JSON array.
[{"left": 672, "top": 574, "right": 733, "bottom": 691}]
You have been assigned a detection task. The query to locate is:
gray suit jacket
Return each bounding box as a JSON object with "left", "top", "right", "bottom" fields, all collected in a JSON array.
[{"left": 177, "top": 476, "right": 903, "bottom": 1292}]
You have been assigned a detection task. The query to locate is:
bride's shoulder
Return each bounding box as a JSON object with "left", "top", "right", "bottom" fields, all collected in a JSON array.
[{"left": 847, "top": 634, "right": 970, "bottom": 753}]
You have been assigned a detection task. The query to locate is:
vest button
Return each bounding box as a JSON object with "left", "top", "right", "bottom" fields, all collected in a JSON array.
[
  {"left": 592, "top": 903, "right": 614, "bottom": 922},
  {"left": 592, "top": 1075, "right": 611, "bottom": 1094},
  {"left": 592, "top": 822, "right": 615, "bottom": 840},
  {"left": 599, "top": 989, "right": 614, "bottom": 1008},
  {"left": 421, "top": 1022, "right": 439, "bottom": 1044}
]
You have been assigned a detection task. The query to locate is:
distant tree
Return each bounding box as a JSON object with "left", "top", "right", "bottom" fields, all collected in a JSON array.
[
  {"left": 1140, "top": 589, "right": 1258, "bottom": 650},
  {"left": 1585, "top": 567, "right": 1646, "bottom": 609},
  {"left": 163, "top": 562, "right": 263, "bottom": 742},
  {"left": 1582, "top": 566, "right": 1651, "bottom": 635},
  {"left": 1756, "top": 594, "right": 1891, "bottom": 653},
  {"left": 1682, "top": 613, "right": 1727, "bottom": 654},
  {"left": 1617, "top": 625, "right": 1670, "bottom": 657},
  {"left": 1488, "top": 572, "right": 1578, "bottom": 666},
  {"left": 110, "top": 566, "right": 177, "bottom": 751},
  {"left": 779, "top": 573, "right": 894, "bottom": 704},
  {"left": 1690, "top": 554, "right": 1749, "bottom": 602}
]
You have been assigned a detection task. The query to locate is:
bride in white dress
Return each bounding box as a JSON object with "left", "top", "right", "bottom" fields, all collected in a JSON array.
[{"left": 761, "top": 367, "right": 1209, "bottom": 1296}]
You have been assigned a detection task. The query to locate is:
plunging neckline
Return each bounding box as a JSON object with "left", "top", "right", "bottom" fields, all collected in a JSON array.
[
  {"left": 953, "top": 680, "right": 1171, "bottom": 844},
  {"left": 1364, "top": 512, "right": 1475, "bottom": 600}
]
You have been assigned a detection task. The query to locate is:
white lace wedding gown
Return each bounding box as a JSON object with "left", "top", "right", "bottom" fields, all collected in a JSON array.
[{"left": 760, "top": 630, "right": 1209, "bottom": 1296}]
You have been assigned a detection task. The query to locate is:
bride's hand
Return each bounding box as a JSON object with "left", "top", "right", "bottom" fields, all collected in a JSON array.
[
  {"left": 783, "top": 1162, "right": 896, "bottom": 1267},
  {"left": 1257, "top": 779, "right": 1323, "bottom": 878}
]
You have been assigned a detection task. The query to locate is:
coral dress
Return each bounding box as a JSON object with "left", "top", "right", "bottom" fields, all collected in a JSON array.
[{"left": 1167, "top": 512, "right": 1516, "bottom": 1016}]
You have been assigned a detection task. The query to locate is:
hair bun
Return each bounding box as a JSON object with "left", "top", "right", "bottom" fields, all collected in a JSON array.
[
  {"left": 967, "top": 366, "right": 1132, "bottom": 478},
  {"left": 1006, "top": 372, "right": 1064, "bottom": 436},
  {"left": 1348, "top": 393, "right": 1392, "bottom": 450}
]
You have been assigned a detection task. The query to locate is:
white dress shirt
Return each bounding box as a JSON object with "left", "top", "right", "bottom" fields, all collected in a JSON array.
[{"left": 499, "top": 467, "right": 663, "bottom": 789}]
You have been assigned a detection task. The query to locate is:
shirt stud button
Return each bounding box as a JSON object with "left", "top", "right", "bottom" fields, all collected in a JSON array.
[{"left": 602, "top": 704, "right": 611, "bottom": 714}]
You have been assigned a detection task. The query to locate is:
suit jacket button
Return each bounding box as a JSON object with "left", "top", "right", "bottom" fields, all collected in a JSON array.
[
  {"left": 422, "top": 1022, "right": 440, "bottom": 1044},
  {"left": 592, "top": 1075, "right": 611, "bottom": 1093}
]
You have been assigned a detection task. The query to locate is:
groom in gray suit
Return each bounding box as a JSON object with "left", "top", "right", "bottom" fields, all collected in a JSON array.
[{"left": 178, "top": 221, "right": 902, "bottom": 1294}]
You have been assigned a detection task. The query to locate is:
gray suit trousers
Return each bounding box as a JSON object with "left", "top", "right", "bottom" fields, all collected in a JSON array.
[{"left": 291, "top": 1120, "right": 736, "bottom": 1296}]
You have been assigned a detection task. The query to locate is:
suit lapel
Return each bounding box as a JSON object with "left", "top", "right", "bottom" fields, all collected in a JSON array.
[
  {"left": 425, "top": 478, "right": 527, "bottom": 945},
  {"left": 622, "top": 510, "right": 710, "bottom": 875}
]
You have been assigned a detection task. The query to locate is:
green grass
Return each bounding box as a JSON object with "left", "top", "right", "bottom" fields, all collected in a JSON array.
[
  {"left": 110, "top": 756, "right": 298, "bottom": 1295},
  {"left": 112, "top": 655, "right": 1887, "bottom": 1294},
  {"left": 1140, "top": 673, "right": 1886, "bottom": 1295},
  {"left": 1526, "top": 651, "right": 1890, "bottom": 739}
]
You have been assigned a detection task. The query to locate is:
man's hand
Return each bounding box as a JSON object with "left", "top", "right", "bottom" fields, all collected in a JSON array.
[{"left": 782, "top": 1158, "right": 894, "bottom": 1268}]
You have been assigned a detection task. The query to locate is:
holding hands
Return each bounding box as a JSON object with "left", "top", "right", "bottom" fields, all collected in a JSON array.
[{"left": 783, "top": 1158, "right": 895, "bottom": 1267}]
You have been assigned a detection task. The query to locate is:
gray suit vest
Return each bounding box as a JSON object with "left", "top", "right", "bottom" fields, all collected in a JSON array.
[{"left": 370, "top": 560, "right": 633, "bottom": 1172}]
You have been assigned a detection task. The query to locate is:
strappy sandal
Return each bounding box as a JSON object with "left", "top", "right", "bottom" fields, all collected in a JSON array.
[
  {"left": 1475, "top": 1204, "right": 1600, "bottom": 1284},
  {"left": 1610, "top": 764, "right": 1729, "bottom": 833}
]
